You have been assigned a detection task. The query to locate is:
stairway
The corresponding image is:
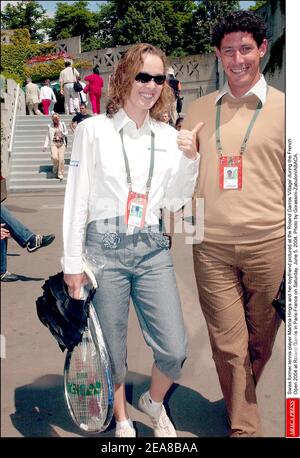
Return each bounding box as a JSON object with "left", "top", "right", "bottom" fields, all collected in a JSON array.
[{"left": 8, "top": 114, "right": 74, "bottom": 192}]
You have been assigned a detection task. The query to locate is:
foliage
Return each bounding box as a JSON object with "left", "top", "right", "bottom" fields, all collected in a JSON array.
[
  {"left": 249, "top": 1, "right": 269, "bottom": 10},
  {"left": 24, "top": 58, "right": 91, "bottom": 84},
  {"left": 10, "top": 28, "right": 31, "bottom": 46},
  {"left": 96, "top": 0, "right": 239, "bottom": 56},
  {"left": 0, "top": 71, "right": 24, "bottom": 86},
  {"left": 186, "top": 0, "right": 240, "bottom": 55},
  {"left": 1, "top": 39, "right": 56, "bottom": 84},
  {"left": 0, "top": 0, "right": 49, "bottom": 42},
  {"left": 48, "top": 1, "right": 100, "bottom": 52},
  {"left": 264, "top": 31, "right": 285, "bottom": 74},
  {"left": 26, "top": 52, "right": 72, "bottom": 65}
]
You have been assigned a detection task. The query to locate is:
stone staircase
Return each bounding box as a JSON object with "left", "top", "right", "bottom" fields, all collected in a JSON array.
[{"left": 8, "top": 114, "right": 74, "bottom": 192}]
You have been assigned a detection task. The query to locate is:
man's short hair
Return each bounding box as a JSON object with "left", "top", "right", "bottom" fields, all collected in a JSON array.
[
  {"left": 211, "top": 10, "right": 267, "bottom": 49},
  {"left": 80, "top": 102, "right": 87, "bottom": 108},
  {"left": 64, "top": 60, "right": 72, "bottom": 67}
]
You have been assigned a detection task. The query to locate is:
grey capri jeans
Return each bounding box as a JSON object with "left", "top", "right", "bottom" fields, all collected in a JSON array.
[{"left": 85, "top": 219, "right": 188, "bottom": 384}]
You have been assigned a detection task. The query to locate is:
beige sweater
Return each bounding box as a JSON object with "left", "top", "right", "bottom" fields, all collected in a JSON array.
[{"left": 183, "top": 86, "right": 285, "bottom": 244}]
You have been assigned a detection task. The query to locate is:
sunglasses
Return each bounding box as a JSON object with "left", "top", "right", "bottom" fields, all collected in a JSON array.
[{"left": 135, "top": 72, "right": 166, "bottom": 85}]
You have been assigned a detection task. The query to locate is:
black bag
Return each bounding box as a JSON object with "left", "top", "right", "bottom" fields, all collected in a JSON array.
[
  {"left": 272, "top": 275, "right": 285, "bottom": 322},
  {"left": 36, "top": 272, "right": 96, "bottom": 351},
  {"left": 73, "top": 81, "right": 83, "bottom": 92}
]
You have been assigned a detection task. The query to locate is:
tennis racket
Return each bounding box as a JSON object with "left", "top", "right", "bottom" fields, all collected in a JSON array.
[{"left": 64, "top": 266, "right": 114, "bottom": 433}]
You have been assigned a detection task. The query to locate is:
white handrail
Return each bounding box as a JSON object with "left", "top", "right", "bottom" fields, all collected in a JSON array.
[{"left": 8, "top": 83, "right": 20, "bottom": 155}]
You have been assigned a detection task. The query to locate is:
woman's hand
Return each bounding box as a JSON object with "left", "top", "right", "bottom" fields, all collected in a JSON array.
[
  {"left": 64, "top": 273, "right": 85, "bottom": 299},
  {"left": 177, "top": 121, "right": 204, "bottom": 160}
]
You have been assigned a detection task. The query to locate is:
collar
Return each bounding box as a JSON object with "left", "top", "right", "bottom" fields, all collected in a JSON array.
[
  {"left": 215, "top": 74, "right": 267, "bottom": 105},
  {"left": 113, "top": 108, "right": 158, "bottom": 134}
]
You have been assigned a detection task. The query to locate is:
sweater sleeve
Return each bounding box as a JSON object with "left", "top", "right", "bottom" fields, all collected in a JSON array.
[{"left": 163, "top": 127, "right": 200, "bottom": 212}]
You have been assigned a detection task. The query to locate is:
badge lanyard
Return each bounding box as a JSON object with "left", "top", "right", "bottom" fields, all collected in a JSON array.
[
  {"left": 216, "top": 97, "right": 263, "bottom": 190},
  {"left": 120, "top": 129, "right": 155, "bottom": 229}
]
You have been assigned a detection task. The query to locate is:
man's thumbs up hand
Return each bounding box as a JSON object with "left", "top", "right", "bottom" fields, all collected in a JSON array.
[{"left": 177, "top": 121, "right": 204, "bottom": 160}]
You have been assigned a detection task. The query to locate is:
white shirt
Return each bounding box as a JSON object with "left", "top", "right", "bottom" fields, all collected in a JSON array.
[
  {"left": 40, "top": 85, "right": 56, "bottom": 101},
  {"left": 215, "top": 74, "right": 267, "bottom": 105},
  {"left": 62, "top": 109, "right": 200, "bottom": 273},
  {"left": 59, "top": 66, "right": 79, "bottom": 85},
  {"left": 44, "top": 121, "right": 68, "bottom": 148}
]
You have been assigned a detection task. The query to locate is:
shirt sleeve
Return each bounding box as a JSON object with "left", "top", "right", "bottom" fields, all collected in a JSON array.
[
  {"left": 163, "top": 128, "right": 200, "bottom": 212},
  {"left": 61, "top": 122, "right": 94, "bottom": 273}
]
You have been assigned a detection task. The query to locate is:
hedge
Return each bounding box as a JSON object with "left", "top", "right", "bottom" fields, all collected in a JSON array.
[{"left": 24, "top": 59, "right": 91, "bottom": 83}]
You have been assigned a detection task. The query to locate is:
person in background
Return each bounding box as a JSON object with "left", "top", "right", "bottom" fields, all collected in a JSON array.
[
  {"left": 182, "top": 10, "right": 284, "bottom": 437},
  {"left": 59, "top": 60, "right": 80, "bottom": 114},
  {"left": 159, "top": 111, "right": 174, "bottom": 127},
  {"left": 76, "top": 76, "right": 88, "bottom": 106},
  {"left": 1, "top": 203, "right": 55, "bottom": 282},
  {"left": 25, "top": 78, "right": 40, "bottom": 115},
  {"left": 166, "top": 68, "right": 181, "bottom": 124},
  {"left": 62, "top": 43, "right": 202, "bottom": 438},
  {"left": 175, "top": 117, "right": 184, "bottom": 131},
  {"left": 69, "top": 102, "right": 91, "bottom": 132},
  {"left": 84, "top": 65, "right": 104, "bottom": 115},
  {"left": 40, "top": 79, "right": 57, "bottom": 115},
  {"left": 43, "top": 113, "right": 68, "bottom": 181}
]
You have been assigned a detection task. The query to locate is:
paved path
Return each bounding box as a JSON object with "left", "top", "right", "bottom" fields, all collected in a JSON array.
[{"left": 1, "top": 192, "right": 285, "bottom": 437}]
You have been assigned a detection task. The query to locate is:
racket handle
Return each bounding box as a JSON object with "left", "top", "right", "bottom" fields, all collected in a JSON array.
[{"left": 83, "top": 263, "right": 98, "bottom": 289}]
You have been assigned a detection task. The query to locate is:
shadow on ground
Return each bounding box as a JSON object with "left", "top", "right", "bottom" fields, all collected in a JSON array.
[{"left": 10, "top": 371, "right": 227, "bottom": 438}]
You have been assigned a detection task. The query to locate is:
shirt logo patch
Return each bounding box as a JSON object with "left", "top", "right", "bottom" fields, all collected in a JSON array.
[{"left": 70, "top": 160, "right": 80, "bottom": 167}]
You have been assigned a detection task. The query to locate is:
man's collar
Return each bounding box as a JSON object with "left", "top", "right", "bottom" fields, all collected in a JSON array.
[
  {"left": 215, "top": 75, "right": 267, "bottom": 105},
  {"left": 113, "top": 108, "right": 157, "bottom": 134}
]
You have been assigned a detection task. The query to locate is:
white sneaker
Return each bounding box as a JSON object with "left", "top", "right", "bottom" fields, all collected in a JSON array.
[
  {"left": 115, "top": 425, "right": 136, "bottom": 437},
  {"left": 138, "top": 392, "right": 177, "bottom": 437}
]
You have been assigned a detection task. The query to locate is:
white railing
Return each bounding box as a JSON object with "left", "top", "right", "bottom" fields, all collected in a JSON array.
[{"left": 8, "top": 83, "right": 20, "bottom": 155}]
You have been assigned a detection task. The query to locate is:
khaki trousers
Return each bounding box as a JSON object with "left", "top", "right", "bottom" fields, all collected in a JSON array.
[
  {"left": 193, "top": 236, "right": 284, "bottom": 436},
  {"left": 51, "top": 143, "right": 65, "bottom": 179}
]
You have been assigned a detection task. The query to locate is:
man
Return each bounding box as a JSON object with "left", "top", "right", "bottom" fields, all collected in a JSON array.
[
  {"left": 182, "top": 10, "right": 284, "bottom": 436},
  {"left": 59, "top": 60, "right": 80, "bottom": 114},
  {"left": 69, "top": 102, "right": 91, "bottom": 132},
  {"left": 25, "top": 78, "right": 40, "bottom": 115},
  {"left": 1, "top": 204, "right": 55, "bottom": 281}
]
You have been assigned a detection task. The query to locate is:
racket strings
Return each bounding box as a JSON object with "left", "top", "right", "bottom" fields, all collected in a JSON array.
[{"left": 65, "top": 328, "right": 111, "bottom": 431}]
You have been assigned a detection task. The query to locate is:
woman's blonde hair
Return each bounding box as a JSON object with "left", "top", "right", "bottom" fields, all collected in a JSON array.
[{"left": 106, "top": 43, "right": 174, "bottom": 121}]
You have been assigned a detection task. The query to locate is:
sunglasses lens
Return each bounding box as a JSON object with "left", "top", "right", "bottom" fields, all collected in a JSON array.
[
  {"left": 135, "top": 73, "right": 166, "bottom": 85},
  {"left": 154, "top": 75, "right": 166, "bottom": 85},
  {"left": 135, "top": 72, "right": 151, "bottom": 83}
]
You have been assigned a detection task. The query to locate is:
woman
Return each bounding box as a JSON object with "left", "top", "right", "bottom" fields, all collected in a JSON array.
[
  {"left": 40, "top": 79, "right": 56, "bottom": 115},
  {"left": 84, "top": 65, "right": 104, "bottom": 115},
  {"left": 62, "top": 43, "right": 202, "bottom": 437},
  {"left": 43, "top": 113, "right": 68, "bottom": 180}
]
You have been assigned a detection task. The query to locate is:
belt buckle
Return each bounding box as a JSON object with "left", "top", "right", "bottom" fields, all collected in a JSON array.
[{"left": 102, "top": 232, "right": 121, "bottom": 249}]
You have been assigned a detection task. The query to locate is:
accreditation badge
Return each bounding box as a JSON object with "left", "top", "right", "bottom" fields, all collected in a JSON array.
[
  {"left": 125, "top": 191, "right": 148, "bottom": 228},
  {"left": 219, "top": 156, "right": 242, "bottom": 190}
]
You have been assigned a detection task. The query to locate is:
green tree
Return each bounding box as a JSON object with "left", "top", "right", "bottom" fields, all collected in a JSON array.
[
  {"left": 97, "top": 0, "right": 239, "bottom": 56},
  {"left": 48, "top": 1, "right": 100, "bottom": 52},
  {"left": 249, "top": 1, "right": 268, "bottom": 10},
  {"left": 185, "top": 0, "right": 240, "bottom": 55},
  {"left": 97, "top": 0, "right": 196, "bottom": 56},
  {"left": 0, "top": 0, "right": 49, "bottom": 42}
]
